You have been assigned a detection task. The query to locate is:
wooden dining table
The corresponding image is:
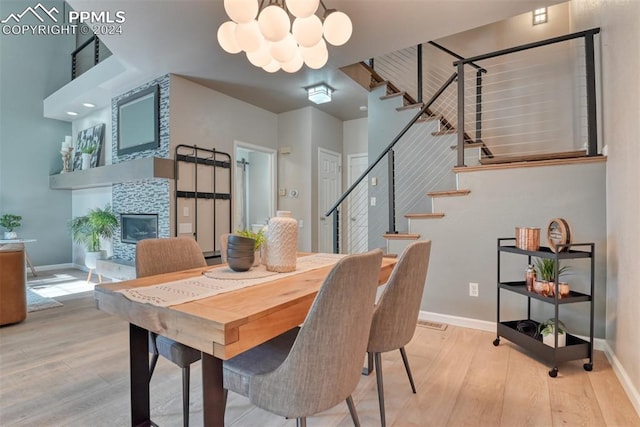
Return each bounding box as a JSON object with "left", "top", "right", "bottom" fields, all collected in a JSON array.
[{"left": 94, "top": 254, "right": 397, "bottom": 427}]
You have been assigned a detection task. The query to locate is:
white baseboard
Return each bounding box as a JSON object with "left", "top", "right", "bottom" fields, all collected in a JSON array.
[
  {"left": 602, "top": 342, "right": 640, "bottom": 418},
  {"left": 418, "top": 310, "right": 495, "bottom": 332},
  {"left": 418, "top": 310, "right": 639, "bottom": 418},
  {"left": 31, "top": 262, "right": 75, "bottom": 271}
]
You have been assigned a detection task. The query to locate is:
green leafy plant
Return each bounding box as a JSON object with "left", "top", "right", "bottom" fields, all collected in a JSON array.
[
  {"left": 537, "top": 318, "right": 566, "bottom": 337},
  {"left": 534, "top": 258, "right": 569, "bottom": 282},
  {"left": 0, "top": 214, "right": 22, "bottom": 232},
  {"left": 235, "top": 228, "right": 266, "bottom": 250},
  {"left": 80, "top": 144, "right": 97, "bottom": 155},
  {"left": 70, "top": 204, "right": 118, "bottom": 252}
]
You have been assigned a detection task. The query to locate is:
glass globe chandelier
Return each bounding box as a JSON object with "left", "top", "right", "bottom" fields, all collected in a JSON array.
[{"left": 217, "top": 0, "right": 353, "bottom": 73}]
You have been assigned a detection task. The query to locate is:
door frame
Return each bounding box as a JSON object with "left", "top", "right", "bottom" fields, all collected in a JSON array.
[
  {"left": 233, "top": 140, "right": 277, "bottom": 232},
  {"left": 317, "top": 147, "right": 342, "bottom": 253},
  {"left": 347, "top": 153, "right": 368, "bottom": 253}
]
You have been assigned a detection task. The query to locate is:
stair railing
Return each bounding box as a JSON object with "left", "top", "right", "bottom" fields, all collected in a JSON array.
[
  {"left": 325, "top": 73, "right": 458, "bottom": 253},
  {"left": 454, "top": 28, "right": 601, "bottom": 167}
]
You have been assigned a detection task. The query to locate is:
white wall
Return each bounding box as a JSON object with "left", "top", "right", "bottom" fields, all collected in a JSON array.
[
  {"left": 277, "top": 108, "right": 313, "bottom": 251},
  {"left": 169, "top": 75, "right": 278, "bottom": 251},
  {"left": 570, "top": 0, "right": 640, "bottom": 412}
]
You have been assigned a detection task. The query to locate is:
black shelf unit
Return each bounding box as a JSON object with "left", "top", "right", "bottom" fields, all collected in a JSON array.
[
  {"left": 174, "top": 144, "right": 232, "bottom": 261},
  {"left": 494, "top": 238, "right": 595, "bottom": 377}
]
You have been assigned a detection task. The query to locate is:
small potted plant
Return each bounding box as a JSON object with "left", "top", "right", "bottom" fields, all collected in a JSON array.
[
  {"left": 235, "top": 228, "right": 266, "bottom": 266},
  {"left": 80, "top": 144, "right": 97, "bottom": 170},
  {"left": 70, "top": 204, "right": 118, "bottom": 270},
  {"left": 533, "top": 258, "right": 570, "bottom": 298},
  {"left": 0, "top": 213, "right": 22, "bottom": 239},
  {"left": 538, "top": 318, "right": 567, "bottom": 347}
]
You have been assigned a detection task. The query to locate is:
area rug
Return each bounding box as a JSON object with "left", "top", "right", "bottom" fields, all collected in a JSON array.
[{"left": 27, "top": 288, "right": 63, "bottom": 312}]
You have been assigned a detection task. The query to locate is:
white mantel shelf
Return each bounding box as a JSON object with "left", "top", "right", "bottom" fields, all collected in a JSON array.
[{"left": 49, "top": 157, "right": 174, "bottom": 190}]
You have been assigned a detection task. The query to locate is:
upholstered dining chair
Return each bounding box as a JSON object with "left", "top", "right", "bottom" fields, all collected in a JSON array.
[
  {"left": 366, "top": 240, "right": 432, "bottom": 427},
  {"left": 135, "top": 237, "right": 207, "bottom": 427},
  {"left": 222, "top": 249, "right": 384, "bottom": 427}
]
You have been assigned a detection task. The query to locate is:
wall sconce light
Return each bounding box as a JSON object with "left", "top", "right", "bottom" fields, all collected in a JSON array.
[
  {"left": 306, "top": 83, "right": 333, "bottom": 104},
  {"left": 533, "top": 7, "right": 547, "bottom": 25}
]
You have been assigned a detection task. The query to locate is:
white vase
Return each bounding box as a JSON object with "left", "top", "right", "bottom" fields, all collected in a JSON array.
[
  {"left": 543, "top": 332, "right": 566, "bottom": 347},
  {"left": 85, "top": 250, "right": 106, "bottom": 269},
  {"left": 265, "top": 211, "right": 298, "bottom": 272},
  {"left": 3, "top": 231, "right": 17, "bottom": 240},
  {"left": 81, "top": 153, "right": 91, "bottom": 170}
]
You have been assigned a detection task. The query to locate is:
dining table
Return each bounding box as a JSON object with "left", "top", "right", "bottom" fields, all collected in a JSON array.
[{"left": 94, "top": 253, "right": 397, "bottom": 427}]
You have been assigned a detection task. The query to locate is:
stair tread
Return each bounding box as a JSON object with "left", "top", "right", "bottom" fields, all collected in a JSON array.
[
  {"left": 396, "top": 103, "right": 424, "bottom": 111},
  {"left": 427, "top": 189, "right": 471, "bottom": 197},
  {"left": 380, "top": 91, "right": 406, "bottom": 101},
  {"left": 404, "top": 213, "right": 445, "bottom": 219},
  {"left": 479, "top": 150, "right": 587, "bottom": 165},
  {"left": 370, "top": 80, "right": 389, "bottom": 89},
  {"left": 383, "top": 233, "right": 421, "bottom": 240},
  {"left": 454, "top": 155, "right": 606, "bottom": 173}
]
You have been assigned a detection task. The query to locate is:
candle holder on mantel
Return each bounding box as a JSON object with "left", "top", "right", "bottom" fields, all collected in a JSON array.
[{"left": 60, "top": 147, "right": 73, "bottom": 173}]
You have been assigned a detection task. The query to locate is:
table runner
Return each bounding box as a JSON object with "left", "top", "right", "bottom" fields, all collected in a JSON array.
[{"left": 116, "top": 253, "right": 346, "bottom": 307}]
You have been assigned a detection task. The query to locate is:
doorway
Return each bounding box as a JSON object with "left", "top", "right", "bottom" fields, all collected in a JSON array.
[
  {"left": 233, "top": 142, "right": 277, "bottom": 233},
  {"left": 318, "top": 148, "right": 342, "bottom": 253},
  {"left": 347, "top": 154, "right": 368, "bottom": 253}
]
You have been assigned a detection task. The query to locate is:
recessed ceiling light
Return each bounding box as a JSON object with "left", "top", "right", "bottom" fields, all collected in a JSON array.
[
  {"left": 359, "top": 105, "right": 368, "bottom": 111},
  {"left": 66, "top": 111, "right": 78, "bottom": 116},
  {"left": 82, "top": 103, "right": 96, "bottom": 108}
]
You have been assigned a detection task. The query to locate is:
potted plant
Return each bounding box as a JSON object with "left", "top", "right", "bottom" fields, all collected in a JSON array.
[
  {"left": 533, "top": 258, "right": 570, "bottom": 298},
  {"left": 70, "top": 204, "right": 118, "bottom": 270},
  {"left": 538, "top": 318, "right": 567, "bottom": 347},
  {"left": 80, "top": 144, "right": 97, "bottom": 170},
  {"left": 235, "top": 228, "right": 266, "bottom": 266},
  {"left": 0, "top": 213, "right": 22, "bottom": 239}
]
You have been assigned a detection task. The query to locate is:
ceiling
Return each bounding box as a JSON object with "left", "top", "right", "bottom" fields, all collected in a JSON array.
[{"left": 60, "top": 0, "right": 563, "bottom": 121}]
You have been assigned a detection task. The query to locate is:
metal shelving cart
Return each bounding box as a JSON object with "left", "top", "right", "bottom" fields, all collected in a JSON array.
[{"left": 494, "top": 238, "right": 595, "bottom": 377}]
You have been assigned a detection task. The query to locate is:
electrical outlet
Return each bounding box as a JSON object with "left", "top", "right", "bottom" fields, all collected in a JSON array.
[
  {"left": 370, "top": 197, "right": 376, "bottom": 206},
  {"left": 469, "top": 282, "right": 479, "bottom": 297}
]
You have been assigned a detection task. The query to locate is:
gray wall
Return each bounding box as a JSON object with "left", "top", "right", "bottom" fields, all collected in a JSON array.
[
  {"left": 390, "top": 161, "right": 607, "bottom": 338},
  {"left": 0, "top": 0, "right": 74, "bottom": 265},
  {"left": 571, "top": 0, "right": 640, "bottom": 404}
]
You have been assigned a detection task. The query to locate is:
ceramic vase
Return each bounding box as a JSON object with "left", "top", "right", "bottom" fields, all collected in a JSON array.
[{"left": 265, "top": 211, "right": 297, "bottom": 273}]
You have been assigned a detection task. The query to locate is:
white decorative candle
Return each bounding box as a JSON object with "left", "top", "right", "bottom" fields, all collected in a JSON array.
[{"left": 265, "top": 211, "right": 298, "bottom": 273}]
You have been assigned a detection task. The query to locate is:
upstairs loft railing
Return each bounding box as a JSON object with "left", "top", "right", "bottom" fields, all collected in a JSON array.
[
  {"left": 71, "top": 34, "right": 112, "bottom": 80},
  {"left": 327, "top": 28, "right": 601, "bottom": 254}
]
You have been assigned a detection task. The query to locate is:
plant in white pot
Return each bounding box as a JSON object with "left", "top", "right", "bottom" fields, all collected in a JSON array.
[
  {"left": 0, "top": 213, "right": 22, "bottom": 239},
  {"left": 70, "top": 204, "right": 118, "bottom": 270},
  {"left": 538, "top": 318, "right": 567, "bottom": 347}
]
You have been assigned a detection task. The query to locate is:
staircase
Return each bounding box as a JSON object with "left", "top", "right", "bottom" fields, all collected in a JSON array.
[{"left": 328, "top": 29, "right": 602, "bottom": 255}]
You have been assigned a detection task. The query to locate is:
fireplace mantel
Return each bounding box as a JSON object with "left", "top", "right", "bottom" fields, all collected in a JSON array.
[{"left": 49, "top": 157, "right": 174, "bottom": 190}]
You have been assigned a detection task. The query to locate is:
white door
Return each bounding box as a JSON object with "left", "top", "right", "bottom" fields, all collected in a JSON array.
[
  {"left": 318, "top": 148, "right": 341, "bottom": 253},
  {"left": 347, "top": 154, "right": 368, "bottom": 253}
]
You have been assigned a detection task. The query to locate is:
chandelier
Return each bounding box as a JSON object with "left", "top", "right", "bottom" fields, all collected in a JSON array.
[{"left": 217, "top": 0, "right": 353, "bottom": 73}]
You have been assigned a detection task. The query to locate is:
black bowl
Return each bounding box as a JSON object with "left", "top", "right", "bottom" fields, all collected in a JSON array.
[
  {"left": 227, "top": 248, "right": 255, "bottom": 257},
  {"left": 227, "top": 255, "right": 254, "bottom": 272},
  {"left": 227, "top": 235, "right": 255, "bottom": 247}
]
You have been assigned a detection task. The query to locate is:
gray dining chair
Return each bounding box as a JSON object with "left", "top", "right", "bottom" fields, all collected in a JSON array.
[
  {"left": 219, "top": 233, "right": 230, "bottom": 263},
  {"left": 135, "top": 237, "right": 207, "bottom": 427},
  {"left": 366, "top": 240, "right": 432, "bottom": 427},
  {"left": 222, "top": 249, "right": 384, "bottom": 427}
]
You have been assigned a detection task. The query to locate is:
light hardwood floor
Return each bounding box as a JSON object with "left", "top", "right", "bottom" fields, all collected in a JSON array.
[{"left": 1, "top": 272, "right": 638, "bottom": 426}]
